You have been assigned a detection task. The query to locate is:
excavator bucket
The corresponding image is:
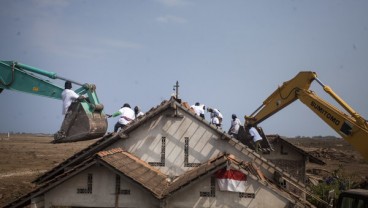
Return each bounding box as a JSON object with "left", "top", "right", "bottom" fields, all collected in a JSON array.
[
  {"left": 0, "top": 61, "right": 108, "bottom": 143},
  {"left": 53, "top": 101, "right": 108, "bottom": 143}
]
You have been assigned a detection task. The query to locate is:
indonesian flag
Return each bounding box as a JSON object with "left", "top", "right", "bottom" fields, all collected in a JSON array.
[{"left": 215, "top": 167, "right": 247, "bottom": 192}]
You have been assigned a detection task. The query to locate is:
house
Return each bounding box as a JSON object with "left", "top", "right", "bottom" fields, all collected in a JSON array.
[
  {"left": 264, "top": 135, "right": 325, "bottom": 183},
  {"left": 5, "top": 97, "right": 323, "bottom": 208},
  {"left": 262, "top": 135, "right": 325, "bottom": 198},
  {"left": 235, "top": 129, "right": 326, "bottom": 199}
]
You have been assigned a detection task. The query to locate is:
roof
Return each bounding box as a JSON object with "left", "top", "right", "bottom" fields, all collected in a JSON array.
[
  {"left": 267, "top": 135, "right": 326, "bottom": 165},
  {"left": 236, "top": 125, "right": 274, "bottom": 153},
  {"left": 97, "top": 148, "right": 169, "bottom": 198},
  {"left": 6, "top": 141, "right": 320, "bottom": 208},
  {"left": 5, "top": 149, "right": 288, "bottom": 207},
  {"left": 5, "top": 157, "right": 96, "bottom": 208},
  {"left": 17, "top": 97, "right": 321, "bottom": 207},
  {"left": 97, "top": 149, "right": 293, "bottom": 200},
  {"left": 339, "top": 189, "right": 368, "bottom": 198},
  {"left": 34, "top": 99, "right": 175, "bottom": 183},
  {"left": 34, "top": 97, "right": 273, "bottom": 184}
]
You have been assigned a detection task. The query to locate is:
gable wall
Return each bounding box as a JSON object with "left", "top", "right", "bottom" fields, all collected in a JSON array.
[
  {"left": 165, "top": 173, "right": 292, "bottom": 208},
  {"left": 264, "top": 141, "right": 306, "bottom": 182},
  {"left": 43, "top": 165, "right": 159, "bottom": 208},
  {"left": 41, "top": 164, "right": 293, "bottom": 208},
  {"left": 109, "top": 108, "right": 276, "bottom": 179}
]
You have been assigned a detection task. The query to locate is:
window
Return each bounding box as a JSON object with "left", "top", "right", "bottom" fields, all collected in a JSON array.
[{"left": 77, "top": 173, "right": 92, "bottom": 194}]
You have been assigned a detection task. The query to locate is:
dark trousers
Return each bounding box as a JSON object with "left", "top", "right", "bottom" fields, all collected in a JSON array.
[
  {"left": 254, "top": 140, "right": 261, "bottom": 153},
  {"left": 114, "top": 122, "right": 126, "bottom": 132}
]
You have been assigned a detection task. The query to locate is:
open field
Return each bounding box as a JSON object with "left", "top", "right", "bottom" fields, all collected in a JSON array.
[
  {"left": 0, "top": 134, "right": 98, "bottom": 207},
  {"left": 0, "top": 134, "right": 367, "bottom": 207}
]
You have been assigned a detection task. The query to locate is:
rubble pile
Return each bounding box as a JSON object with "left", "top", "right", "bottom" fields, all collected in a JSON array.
[{"left": 309, "top": 148, "right": 356, "bottom": 162}]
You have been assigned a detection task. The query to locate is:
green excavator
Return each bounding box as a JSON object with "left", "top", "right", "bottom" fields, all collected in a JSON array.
[{"left": 0, "top": 61, "right": 108, "bottom": 143}]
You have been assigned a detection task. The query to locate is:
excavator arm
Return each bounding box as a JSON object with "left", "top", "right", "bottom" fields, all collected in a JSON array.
[
  {"left": 0, "top": 61, "right": 108, "bottom": 143},
  {"left": 245, "top": 71, "right": 317, "bottom": 124},
  {"left": 245, "top": 71, "right": 368, "bottom": 160}
]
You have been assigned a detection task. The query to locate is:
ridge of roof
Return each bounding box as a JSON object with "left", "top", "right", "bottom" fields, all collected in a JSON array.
[
  {"left": 97, "top": 147, "right": 125, "bottom": 157},
  {"left": 33, "top": 132, "right": 119, "bottom": 184}
]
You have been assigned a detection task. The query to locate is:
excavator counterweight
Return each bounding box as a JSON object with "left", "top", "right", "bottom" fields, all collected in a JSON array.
[{"left": 0, "top": 61, "right": 108, "bottom": 143}]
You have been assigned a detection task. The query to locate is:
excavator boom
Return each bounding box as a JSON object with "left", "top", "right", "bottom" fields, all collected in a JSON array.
[
  {"left": 245, "top": 71, "right": 368, "bottom": 160},
  {"left": 0, "top": 61, "right": 108, "bottom": 143},
  {"left": 246, "top": 71, "right": 317, "bottom": 125},
  {"left": 297, "top": 90, "right": 368, "bottom": 160}
]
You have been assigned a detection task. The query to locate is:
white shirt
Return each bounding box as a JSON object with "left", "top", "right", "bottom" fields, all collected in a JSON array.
[
  {"left": 136, "top": 111, "right": 144, "bottom": 117},
  {"left": 211, "top": 109, "right": 223, "bottom": 119},
  {"left": 191, "top": 105, "right": 205, "bottom": 116},
  {"left": 229, "top": 118, "right": 241, "bottom": 134},
  {"left": 62, "top": 89, "right": 79, "bottom": 115},
  {"left": 249, "top": 127, "right": 262, "bottom": 142},
  {"left": 211, "top": 117, "right": 220, "bottom": 126},
  {"left": 118, "top": 107, "right": 135, "bottom": 125}
]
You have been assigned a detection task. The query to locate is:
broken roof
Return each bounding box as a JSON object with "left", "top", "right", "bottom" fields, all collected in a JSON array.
[{"left": 267, "top": 135, "right": 325, "bottom": 165}]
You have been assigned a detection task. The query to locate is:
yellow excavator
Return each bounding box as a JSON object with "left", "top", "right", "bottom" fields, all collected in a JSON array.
[
  {"left": 0, "top": 61, "right": 108, "bottom": 143},
  {"left": 244, "top": 71, "right": 368, "bottom": 161}
]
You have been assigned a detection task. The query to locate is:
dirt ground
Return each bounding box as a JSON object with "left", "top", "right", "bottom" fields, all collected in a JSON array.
[
  {"left": 0, "top": 134, "right": 98, "bottom": 207},
  {"left": 287, "top": 137, "right": 368, "bottom": 179},
  {"left": 0, "top": 134, "right": 367, "bottom": 207}
]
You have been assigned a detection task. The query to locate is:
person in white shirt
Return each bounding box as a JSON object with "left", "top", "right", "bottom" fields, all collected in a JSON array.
[
  {"left": 247, "top": 124, "right": 263, "bottom": 154},
  {"left": 108, "top": 103, "right": 135, "bottom": 132},
  {"left": 191, "top": 102, "right": 205, "bottom": 118},
  {"left": 228, "top": 114, "right": 241, "bottom": 137},
  {"left": 207, "top": 107, "right": 223, "bottom": 127},
  {"left": 56, "top": 81, "right": 84, "bottom": 142},
  {"left": 134, "top": 106, "right": 144, "bottom": 118},
  {"left": 61, "top": 81, "right": 81, "bottom": 115},
  {"left": 211, "top": 116, "right": 221, "bottom": 127}
]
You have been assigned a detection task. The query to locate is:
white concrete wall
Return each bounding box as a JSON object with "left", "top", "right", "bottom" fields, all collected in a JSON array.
[
  {"left": 110, "top": 108, "right": 275, "bottom": 179},
  {"left": 264, "top": 142, "right": 307, "bottom": 198},
  {"left": 165, "top": 173, "right": 291, "bottom": 208},
  {"left": 42, "top": 164, "right": 292, "bottom": 208},
  {"left": 44, "top": 165, "right": 160, "bottom": 208},
  {"left": 266, "top": 141, "right": 304, "bottom": 161}
]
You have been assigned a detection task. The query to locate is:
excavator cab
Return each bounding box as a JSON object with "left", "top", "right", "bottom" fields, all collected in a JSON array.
[{"left": 0, "top": 61, "right": 108, "bottom": 143}]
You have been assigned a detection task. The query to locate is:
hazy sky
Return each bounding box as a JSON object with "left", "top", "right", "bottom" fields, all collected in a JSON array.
[{"left": 1, "top": 0, "right": 367, "bottom": 137}]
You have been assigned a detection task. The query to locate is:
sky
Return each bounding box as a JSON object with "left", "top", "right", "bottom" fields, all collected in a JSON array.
[{"left": 0, "top": 0, "right": 367, "bottom": 138}]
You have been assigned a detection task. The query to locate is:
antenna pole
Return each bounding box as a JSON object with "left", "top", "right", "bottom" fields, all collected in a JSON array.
[{"left": 173, "top": 81, "right": 179, "bottom": 99}]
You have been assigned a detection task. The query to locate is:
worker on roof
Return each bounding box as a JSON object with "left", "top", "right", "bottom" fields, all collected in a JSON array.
[
  {"left": 246, "top": 123, "right": 262, "bottom": 154},
  {"left": 134, "top": 106, "right": 144, "bottom": 118},
  {"left": 207, "top": 107, "right": 223, "bottom": 127},
  {"left": 228, "top": 114, "right": 241, "bottom": 138},
  {"left": 108, "top": 103, "right": 135, "bottom": 132},
  {"left": 210, "top": 115, "right": 221, "bottom": 127},
  {"left": 191, "top": 102, "right": 205, "bottom": 119}
]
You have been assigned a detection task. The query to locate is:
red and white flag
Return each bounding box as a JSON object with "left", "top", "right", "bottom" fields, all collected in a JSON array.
[{"left": 215, "top": 168, "right": 247, "bottom": 192}]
